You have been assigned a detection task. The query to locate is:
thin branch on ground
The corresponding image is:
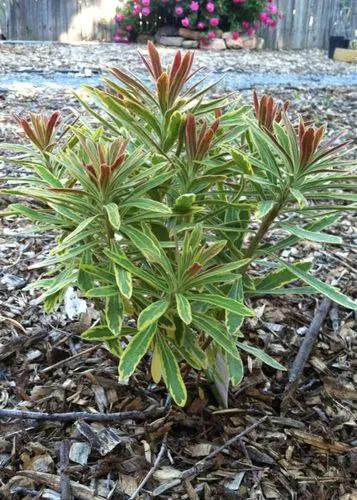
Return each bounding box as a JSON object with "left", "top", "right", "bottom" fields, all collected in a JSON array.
[
  {"left": 0, "top": 330, "right": 48, "bottom": 361},
  {"left": 0, "top": 407, "right": 166, "bottom": 423},
  {"left": 41, "top": 344, "right": 100, "bottom": 373},
  {"left": 153, "top": 416, "right": 268, "bottom": 496},
  {"left": 129, "top": 432, "right": 168, "bottom": 500},
  {"left": 282, "top": 298, "right": 332, "bottom": 405},
  {"left": 59, "top": 439, "right": 72, "bottom": 500},
  {"left": 16, "top": 471, "right": 103, "bottom": 500}
]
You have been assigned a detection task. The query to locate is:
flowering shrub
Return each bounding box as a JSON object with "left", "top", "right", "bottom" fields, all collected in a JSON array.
[
  {"left": 1, "top": 45, "right": 356, "bottom": 406},
  {"left": 114, "top": 0, "right": 281, "bottom": 41},
  {"left": 220, "top": 0, "right": 280, "bottom": 36}
]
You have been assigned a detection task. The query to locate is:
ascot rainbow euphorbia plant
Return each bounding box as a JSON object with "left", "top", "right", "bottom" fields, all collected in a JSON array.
[
  {"left": 114, "top": 0, "right": 281, "bottom": 42},
  {"left": 1, "top": 43, "right": 356, "bottom": 406}
]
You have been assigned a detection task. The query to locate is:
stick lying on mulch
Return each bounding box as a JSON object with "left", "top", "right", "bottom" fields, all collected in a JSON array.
[
  {"left": 11, "top": 470, "right": 104, "bottom": 500},
  {"left": 0, "top": 407, "right": 166, "bottom": 422},
  {"left": 153, "top": 416, "right": 268, "bottom": 497},
  {"left": 59, "top": 440, "right": 72, "bottom": 500},
  {"left": 282, "top": 298, "right": 332, "bottom": 405},
  {"left": 129, "top": 432, "right": 169, "bottom": 500}
]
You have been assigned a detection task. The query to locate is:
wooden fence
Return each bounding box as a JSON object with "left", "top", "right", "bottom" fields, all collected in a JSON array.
[
  {"left": 1, "top": 0, "right": 118, "bottom": 42},
  {"left": 260, "top": 0, "right": 356, "bottom": 49},
  {"left": 0, "top": 0, "right": 356, "bottom": 48}
]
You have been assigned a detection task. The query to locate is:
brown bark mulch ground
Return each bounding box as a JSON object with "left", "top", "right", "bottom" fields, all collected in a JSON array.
[{"left": 0, "top": 44, "right": 356, "bottom": 499}]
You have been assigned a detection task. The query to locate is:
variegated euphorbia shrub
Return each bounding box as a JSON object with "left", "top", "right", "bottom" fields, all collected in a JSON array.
[{"left": 1, "top": 43, "right": 356, "bottom": 406}]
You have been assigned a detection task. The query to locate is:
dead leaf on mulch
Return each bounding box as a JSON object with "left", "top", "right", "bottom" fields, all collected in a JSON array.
[
  {"left": 324, "top": 377, "right": 357, "bottom": 401},
  {"left": 291, "top": 430, "right": 352, "bottom": 454},
  {"left": 186, "top": 443, "right": 212, "bottom": 457}
]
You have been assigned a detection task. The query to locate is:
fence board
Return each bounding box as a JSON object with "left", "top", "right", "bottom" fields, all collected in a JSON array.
[{"left": 1, "top": 0, "right": 354, "bottom": 49}]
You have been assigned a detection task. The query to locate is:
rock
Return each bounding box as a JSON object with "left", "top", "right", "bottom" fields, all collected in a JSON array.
[
  {"left": 156, "top": 25, "right": 179, "bottom": 37},
  {"left": 200, "top": 38, "right": 226, "bottom": 50},
  {"left": 182, "top": 40, "right": 199, "bottom": 49},
  {"left": 156, "top": 36, "right": 183, "bottom": 47},
  {"left": 224, "top": 33, "right": 265, "bottom": 50},
  {"left": 179, "top": 28, "right": 202, "bottom": 41},
  {"left": 136, "top": 34, "right": 154, "bottom": 44},
  {"left": 256, "top": 37, "right": 265, "bottom": 50}
]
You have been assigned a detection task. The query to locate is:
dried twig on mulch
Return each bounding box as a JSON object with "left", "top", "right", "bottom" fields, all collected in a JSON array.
[
  {"left": 59, "top": 440, "right": 72, "bottom": 500},
  {"left": 14, "top": 471, "right": 104, "bottom": 500},
  {"left": 153, "top": 416, "right": 268, "bottom": 496},
  {"left": 0, "top": 407, "right": 166, "bottom": 422},
  {"left": 129, "top": 432, "right": 169, "bottom": 500},
  {"left": 282, "top": 298, "right": 332, "bottom": 405}
]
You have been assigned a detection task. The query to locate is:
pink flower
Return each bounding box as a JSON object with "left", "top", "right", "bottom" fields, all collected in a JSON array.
[
  {"left": 268, "top": 19, "right": 277, "bottom": 27},
  {"left": 115, "top": 13, "right": 125, "bottom": 22},
  {"left": 142, "top": 6, "right": 151, "bottom": 16},
  {"left": 233, "top": 0, "right": 245, "bottom": 3},
  {"left": 206, "top": 2, "right": 215, "bottom": 12},
  {"left": 126, "top": 24, "right": 133, "bottom": 32},
  {"left": 232, "top": 31, "right": 240, "bottom": 40},
  {"left": 132, "top": 5, "right": 141, "bottom": 15},
  {"left": 142, "top": 0, "right": 150, "bottom": 6},
  {"left": 242, "top": 20, "right": 250, "bottom": 29},
  {"left": 197, "top": 21, "right": 205, "bottom": 30},
  {"left": 207, "top": 31, "right": 216, "bottom": 40},
  {"left": 190, "top": 1, "right": 199, "bottom": 11},
  {"left": 113, "top": 35, "right": 128, "bottom": 43},
  {"left": 259, "top": 12, "right": 269, "bottom": 22},
  {"left": 181, "top": 17, "right": 190, "bottom": 27},
  {"left": 247, "top": 27, "right": 255, "bottom": 36},
  {"left": 267, "top": 3, "right": 278, "bottom": 14},
  {"left": 175, "top": 6, "right": 184, "bottom": 14},
  {"left": 209, "top": 17, "right": 219, "bottom": 27}
]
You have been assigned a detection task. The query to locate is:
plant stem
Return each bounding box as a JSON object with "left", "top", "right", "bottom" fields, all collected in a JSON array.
[
  {"left": 244, "top": 202, "right": 282, "bottom": 259},
  {"left": 241, "top": 189, "right": 289, "bottom": 274}
]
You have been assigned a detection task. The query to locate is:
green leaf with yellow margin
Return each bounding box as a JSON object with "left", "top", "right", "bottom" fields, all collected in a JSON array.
[
  {"left": 104, "top": 203, "right": 121, "bottom": 231},
  {"left": 81, "top": 325, "right": 117, "bottom": 341},
  {"left": 118, "top": 323, "right": 157, "bottom": 380},
  {"left": 192, "top": 314, "right": 241, "bottom": 361},
  {"left": 228, "top": 352, "right": 244, "bottom": 386},
  {"left": 137, "top": 299, "right": 169, "bottom": 331},
  {"left": 237, "top": 342, "right": 286, "bottom": 371},
  {"left": 114, "top": 265, "right": 132, "bottom": 299},
  {"left": 105, "top": 294, "right": 123, "bottom": 335},
  {"left": 175, "top": 294, "right": 192, "bottom": 325},
  {"left": 157, "top": 335, "right": 187, "bottom": 407},
  {"left": 226, "top": 278, "right": 245, "bottom": 336},
  {"left": 187, "top": 293, "right": 254, "bottom": 317},
  {"left": 151, "top": 341, "right": 162, "bottom": 383},
  {"left": 277, "top": 258, "right": 357, "bottom": 311}
]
